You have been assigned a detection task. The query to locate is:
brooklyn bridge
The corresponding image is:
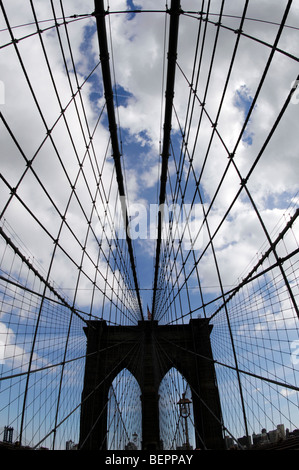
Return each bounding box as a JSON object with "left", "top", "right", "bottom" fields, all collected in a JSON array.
[{"left": 0, "top": 0, "right": 299, "bottom": 452}]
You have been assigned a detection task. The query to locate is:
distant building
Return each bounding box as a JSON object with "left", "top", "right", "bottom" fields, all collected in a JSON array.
[
  {"left": 125, "top": 441, "right": 137, "bottom": 450},
  {"left": 224, "top": 435, "right": 234, "bottom": 449},
  {"left": 251, "top": 424, "right": 289, "bottom": 448},
  {"left": 261, "top": 429, "right": 269, "bottom": 443},
  {"left": 176, "top": 444, "right": 193, "bottom": 450},
  {"left": 252, "top": 433, "right": 262, "bottom": 446},
  {"left": 66, "top": 440, "right": 78, "bottom": 450},
  {"left": 268, "top": 430, "right": 278, "bottom": 443},
  {"left": 277, "top": 424, "right": 285, "bottom": 439},
  {"left": 3, "top": 426, "right": 14, "bottom": 444},
  {"left": 237, "top": 435, "right": 251, "bottom": 449}
]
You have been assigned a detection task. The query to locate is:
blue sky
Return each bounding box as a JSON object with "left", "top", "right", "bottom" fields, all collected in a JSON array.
[
  {"left": 233, "top": 84, "right": 254, "bottom": 145},
  {"left": 0, "top": 0, "right": 298, "bottom": 448}
]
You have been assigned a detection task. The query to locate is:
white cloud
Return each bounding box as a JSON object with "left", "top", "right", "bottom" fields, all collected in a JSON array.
[
  {"left": 280, "top": 388, "right": 297, "bottom": 398},
  {"left": 0, "top": 0, "right": 298, "bottom": 312},
  {"left": 0, "top": 320, "right": 48, "bottom": 371}
]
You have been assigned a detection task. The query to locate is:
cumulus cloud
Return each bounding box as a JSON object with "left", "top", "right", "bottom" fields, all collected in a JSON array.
[{"left": 0, "top": 0, "right": 298, "bottom": 316}]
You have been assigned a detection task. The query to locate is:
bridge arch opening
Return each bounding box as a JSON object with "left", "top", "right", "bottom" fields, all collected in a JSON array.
[
  {"left": 107, "top": 368, "right": 142, "bottom": 450},
  {"left": 159, "top": 367, "right": 196, "bottom": 450}
]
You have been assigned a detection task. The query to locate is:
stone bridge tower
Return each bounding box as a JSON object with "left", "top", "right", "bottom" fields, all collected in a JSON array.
[{"left": 79, "top": 318, "right": 224, "bottom": 450}]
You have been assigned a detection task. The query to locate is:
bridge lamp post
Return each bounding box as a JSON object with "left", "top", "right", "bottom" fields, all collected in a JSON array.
[{"left": 177, "top": 393, "right": 192, "bottom": 450}]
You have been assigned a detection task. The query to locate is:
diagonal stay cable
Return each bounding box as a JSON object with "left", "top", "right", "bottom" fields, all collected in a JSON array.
[
  {"left": 182, "top": 9, "right": 299, "bottom": 63},
  {"left": 152, "top": 0, "right": 181, "bottom": 321},
  {"left": 160, "top": 67, "right": 299, "bottom": 324},
  {"left": 32, "top": 337, "right": 141, "bottom": 450},
  {"left": 155, "top": 1, "right": 249, "bottom": 322},
  {"left": 93, "top": 0, "right": 143, "bottom": 321},
  {"left": 154, "top": 334, "right": 244, "bottom": 449},
  {"left": 157, "top": 333, "right": 299, "bottom": 394}
]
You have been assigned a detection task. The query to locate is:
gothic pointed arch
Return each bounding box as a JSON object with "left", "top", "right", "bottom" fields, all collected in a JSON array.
[
  {"left": 159, "top": 367, "right": 196, "bottom": 450},
  {"left": 107, "top": 368, "right": 142, "bottom": 450}
]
